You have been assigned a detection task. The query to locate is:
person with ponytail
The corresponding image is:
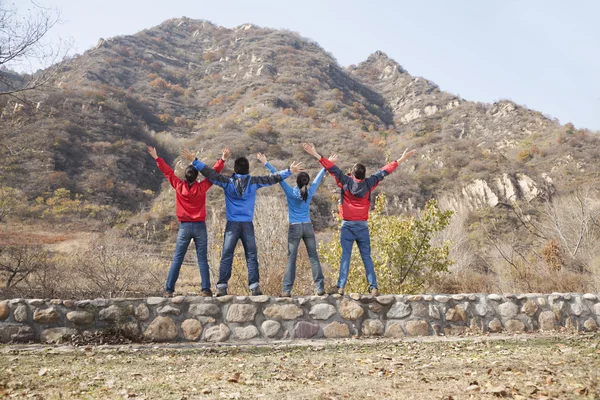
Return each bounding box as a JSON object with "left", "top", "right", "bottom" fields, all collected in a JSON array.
[
  {"left": 258, "top": 150, "right": 328, "bottom": 296},
  {"left": 147, "top": 145, "right": 229, "bottom": 298}
]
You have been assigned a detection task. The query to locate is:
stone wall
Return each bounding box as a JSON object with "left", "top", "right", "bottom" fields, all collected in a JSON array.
[{"left": 1, "top": 293, "right": 599, "bottom": 343}]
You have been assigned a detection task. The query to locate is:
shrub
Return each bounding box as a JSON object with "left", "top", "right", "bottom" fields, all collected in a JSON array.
[
  {"left": 517, "top": 149, "right": 533, "bottom": 163},
  {"left": 319, "top": 194, "right": 453, "bottom": 294},
  {"left": 323, "top": 101, "right": 338, "bottom": 114}
]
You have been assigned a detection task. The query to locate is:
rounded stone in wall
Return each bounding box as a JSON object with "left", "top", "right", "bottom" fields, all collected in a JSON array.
[
  {"left": 157, "top": 305, "right": 181, "bottom": 316},
  {"left": 369, "top": 303, "right": 383, "bottom": 313},
  {"left": 384, "top": 322, "right": 404, "bottom": 338},
  {"left": 263, "top": 304, "right": 304, "bottom": 320},
  {"left": 67, "top": 311, "right": 94, "bottom": 325},
  {"left": 375, "top": 295, "right": 394, "bottom": 305},
  {"left": 339, "top": 299, "right": 364, "bottom": 320},
  {"left": 40, "top": 328, "right": 77, "bottom": 343},
  {"left": 521, "top": 300, "right": 538, "bottom": 317},
  {"left": 410, "top": 302, "right": 428, "bottom": 318},
  {"left": 570, "top": 301, "right": 588, "bottom": 317},
  {"left": 293, "top": 321, "right": 319, "bottom": 339},
  {"left": 505, "top": 319, "right": 525, "bottom": 333},
  {"left": 189, "top": 303, "right": 220, "bottom": 317},
  {"left": 33, "top": 307, "right": 59, "bottom": 324},
  {"left": 386, "top": 302, "right": 411, "bottom": 319},
  {"left": 181, "top": 319, "right": 203, "bottom": 341},
  {"left": 0, "top": 301, "right": 8, "bottom": 320},
  {"left": 323, "top": 322, "right": 350, "bottom": 338},
  {"left": 205, "top": 324, "right": 231, "bottom": 342},
  {"left": 135, "top": 304, "right": 150, "bottom": 321},
  {"left": 99, "top": 305, "right": 121, "bottom": 321},
  {"left": 13, "top": 305, "right": 28, "bottom": 322},
  {"left": 309, "top": 304, "right": 336, "bottom": 320},
  {"left": 538, "top": 310, "right": 557, "bottom": 331},
  {"left": 226, "top": 304, "right": 257, "bottom": 322},
  {"left": 583, "top": 318, "right": 598, "bottom": 332},
  {"left": 443, "top": 325, "right": 466, "bottom": 336},
  {"left": 143, "top": 316, "right": 178, "bottom": 342},
  {"left": 361, "top": 319, "right": 384, "bottom": 336},
  {"left": 498, "top": 302, "right": 518, "bottom": 319},
  {"left": 234, "top": 325, "right": 259, "bottom": 340},
  {"left": 445, "top": 305, "right": 466, "bottom": 322},
  {"left": 594, "top": 303, "right": 600, "bottom": 316},
  {"left": 488, "top": 318, "right": 503, "bottom": 333},
  {"left": 405, "top": 320, "right": 429, "bottom": 336},
  {"left": 261, "top": 320, "right": 281, "bottom": 338}
]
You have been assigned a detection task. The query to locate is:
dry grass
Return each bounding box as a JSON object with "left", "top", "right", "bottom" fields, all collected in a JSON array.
[{"left": 0, "top": 334, "right": 599, "bottom": 399}]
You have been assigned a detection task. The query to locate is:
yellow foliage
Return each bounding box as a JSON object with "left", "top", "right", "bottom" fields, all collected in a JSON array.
[{"left": 319, "top": 193, "right": 453, "bottom": 294}]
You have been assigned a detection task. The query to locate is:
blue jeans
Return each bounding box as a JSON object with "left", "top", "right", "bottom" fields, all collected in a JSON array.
[
  {"left": 165, "top": 222, "right": 210, "bottom": 293},
  {"left": 282, "top": 223, "right": 325, "bottom": 293},
  {"left": 217, "top": 221, "right": 259, "bottom": 290},
  {"left": 338, "top": 220, "right": 377, "bottom": 289}
]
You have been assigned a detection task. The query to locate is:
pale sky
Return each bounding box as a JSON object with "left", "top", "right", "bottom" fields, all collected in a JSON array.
[{"left": 17, "top": 0, "right": 600, "bottom": 130}]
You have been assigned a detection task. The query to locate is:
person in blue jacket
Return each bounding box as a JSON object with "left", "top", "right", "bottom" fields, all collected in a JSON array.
[
  {"left": 257, "top": 145, "right": 331, "bottom": 297},
  {"left": 182, "top": 148, "right": 303, "bottom": 296}
]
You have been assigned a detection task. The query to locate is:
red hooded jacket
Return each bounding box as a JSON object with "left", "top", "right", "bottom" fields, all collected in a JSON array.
[
  {"left": 156, "top": 158, "right": 224, "bottom": 222},
  {"left": 318, "top": 157, "right": 398, "bottom": 221}
]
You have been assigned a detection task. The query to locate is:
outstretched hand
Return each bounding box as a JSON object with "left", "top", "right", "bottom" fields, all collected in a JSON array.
[
  {"left": 328, "top": 153, "right": 339, "bottom": 164},
  {"left": 147, "top": 146, "right": 158, "bottom": 160},
  {"left": 181, "top": 148, "right": 197, "bottom": 162},
  {"left": 302, "top": 142, "right": 321, "bottom": 159},
  {"left": 397, "top": 148, "right": 417, "bottom": 164},
  {"left": 290, "top": 161, "right": 305, "bottom": 174},
  {"left": 221, "top": 148, "right": 231, "bottom": 161},
  {"left": 256, "top": 152, "right": 267, "bottom": 165}
]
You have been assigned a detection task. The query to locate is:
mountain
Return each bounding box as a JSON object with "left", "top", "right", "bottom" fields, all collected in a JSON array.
[{"left": 1, "top": 17, "right": 598, "bottom": 236}]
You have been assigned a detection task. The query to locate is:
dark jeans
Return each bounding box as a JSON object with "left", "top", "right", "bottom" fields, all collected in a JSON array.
[
  {"left": 217, "top": 221, "right": 259, "bottom": 290},
  {"left": 282, "top": 222, "right": 325, "bottom": 293},
  {"left": 338, "top": 220, "right": 377, "bottom": 289},
  {"left": 165, "top": 222, "right": 210, "bottom": 293}
]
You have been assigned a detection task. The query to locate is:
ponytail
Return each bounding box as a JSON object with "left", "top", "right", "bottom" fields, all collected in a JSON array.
[{"left": 297, "top": 172, "right": 310, "bottom": 202}]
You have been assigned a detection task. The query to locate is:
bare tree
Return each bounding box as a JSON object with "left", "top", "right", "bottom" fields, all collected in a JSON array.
[
  {"left": 75, "top": 232, "right": 162, "bottom": 298},
  {"left": 0, "top": 0, "right": 70, "bottom": 98},
  {"left": 0, "top": 244, "right": 49, "bottom": 288}
]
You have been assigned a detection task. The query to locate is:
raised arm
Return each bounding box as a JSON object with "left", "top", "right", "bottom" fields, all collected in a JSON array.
[
  {"left": 258, "top": 153, "right": 294, "bottom": 196},
  {"left": 198, "top": 148, "right": 230, "bottom": 191},
  {"left": 251, "top": 161, "right": 303, "bottom": 188},
  {"left": 308, "top": 167, "right": 327, "bottom": 198},
  {"left": 182, "top": 148, "right": 230, "bottom": 188},
  {"left": 364, "top": 148, "right": 417, "bottom": 188},
  {"left": 148, "top": 145, "right": 182, "bottom": 189},
  {"left": 303, "top": 143, "right": 352, "bottom": 188}
]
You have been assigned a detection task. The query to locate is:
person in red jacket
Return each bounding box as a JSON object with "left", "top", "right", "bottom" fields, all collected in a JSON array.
[
  {"left": 148, "top": 145, "right": 230, "bottom": 297},
  {"left": 303, "top": 143, "right": 416, "bottom": 296}
]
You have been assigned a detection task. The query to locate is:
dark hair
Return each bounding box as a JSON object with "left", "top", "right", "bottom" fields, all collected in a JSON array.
[
  {"left": 297, "top": 172, "right": 310, "bottom": 202},
  {"left": 234, "top": 157, "right": 249, "bottom": 175},
  {"left": 185, "top": 165, "right": 198, "bottom": 183},
  {"left": 352, "top": 163, "right": 366, "bottom": 180}
]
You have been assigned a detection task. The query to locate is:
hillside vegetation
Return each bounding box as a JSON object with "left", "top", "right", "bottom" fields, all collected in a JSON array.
[{"left": 1, "top": 17, "right": 599, "bottom": 297}]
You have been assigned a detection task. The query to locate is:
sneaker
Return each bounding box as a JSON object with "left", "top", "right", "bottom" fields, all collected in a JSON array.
[
  {"left": 316, "top": 289, "right": 326, "bottom": 296},
  {"left": 337, "top": 287, "right": 345, "bottom": 295},
  {"left": 164, "top": 291, "right": 174, "bottom": 298},
  {"left": 250, "top": 286, "right": 263, "bottom": 296},
  {"left": 369, "top": 287, "right": 380, "bottom": 297},
  {"left": 280, "top": 291, "right": 291, "bottom": 298},
  {"left": 200, "top": 289, "right": 213, "bottom": 297},
  {"left": 216, "top": 287, "right": 228, "bottom": 297}
]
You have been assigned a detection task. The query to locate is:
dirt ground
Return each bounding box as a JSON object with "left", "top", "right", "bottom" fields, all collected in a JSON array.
[{"left": 0, "top": 333, "right": 599, "bottom": 399}]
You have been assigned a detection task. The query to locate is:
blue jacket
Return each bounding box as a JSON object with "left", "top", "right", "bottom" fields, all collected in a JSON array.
[
  {"left": 192, "top": 159, "right": 292, "bottom": 222},
  {"left": 265, "top": 162, "right": 326, "bottom": 224}
]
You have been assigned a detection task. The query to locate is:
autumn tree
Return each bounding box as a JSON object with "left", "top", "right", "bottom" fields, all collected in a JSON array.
[{"left": 320, "top": 194, "right": 453, "bottom": 294}]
